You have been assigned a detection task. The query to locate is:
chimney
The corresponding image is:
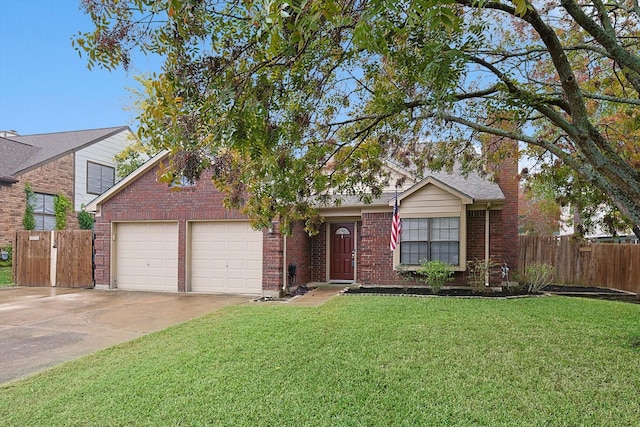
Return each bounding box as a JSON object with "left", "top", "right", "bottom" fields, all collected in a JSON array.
[
  {"left": 484, "top": 137, "right": 520, "bottom": 271},
  {"left": 0, "top": 130, "right": 19, "bottom": 138}
]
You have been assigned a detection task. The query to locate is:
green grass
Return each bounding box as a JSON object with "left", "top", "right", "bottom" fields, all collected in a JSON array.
[
  {"left": 1, "top": 296, "right": 639, "bottom": 426},
  {"left": 0, "top": 266, "right": 13, "bottom": 287}
]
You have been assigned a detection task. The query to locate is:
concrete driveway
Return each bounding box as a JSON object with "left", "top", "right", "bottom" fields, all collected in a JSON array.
[{"left": 0, "top": 287, "right": 249, "bottom": 385}]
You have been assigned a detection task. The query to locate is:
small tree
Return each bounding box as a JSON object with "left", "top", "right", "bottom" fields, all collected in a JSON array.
[
  {"left": 416, "top": 260, "right": 454, "bottom": 294},
  {"left": 53, "top": 194, "right": 72, "bottom": 230},
  {"left": 23, "top": 183, "right": 36, "bottom": 231}
]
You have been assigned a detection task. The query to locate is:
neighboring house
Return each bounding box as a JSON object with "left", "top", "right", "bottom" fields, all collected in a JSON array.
[
  {"left": 86, "top": 149, "right": 519, "bottom": 296},
  {"left": 0, "top": 126, "right": 135, "bottom": 247},
  {"left": 559, "top": 205, "right": 639, "bottom": 244}
]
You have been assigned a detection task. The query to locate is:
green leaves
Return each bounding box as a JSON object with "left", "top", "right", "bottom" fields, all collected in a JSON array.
[{"left": 77, "top": 0, "right": 640, "bottom": 236}]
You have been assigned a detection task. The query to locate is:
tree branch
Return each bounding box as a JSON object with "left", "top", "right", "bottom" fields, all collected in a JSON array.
[{"left": 560, "top": 0, "right": 640, "bottom": 93}]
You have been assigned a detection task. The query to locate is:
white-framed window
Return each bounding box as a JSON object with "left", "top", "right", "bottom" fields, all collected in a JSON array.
[
  {"left": 31, "top": 193, "right": 56, "bottom": 231},
  {"left": 87, "top": 161, "right": 115, "bottom": 195},
  {"left": 400, "top": 217, "right": 460, "bottom": 265}
]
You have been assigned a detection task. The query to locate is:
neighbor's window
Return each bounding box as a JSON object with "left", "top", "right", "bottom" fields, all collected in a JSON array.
[
  {"left": 31, "top": 193, "right": 56, "bottom": 231},
  {"left": 400, "top": 217, "right": 460, "bottom": 265},
  {"left": 87, "top": 161, "right": 115, "bottom": 194}
]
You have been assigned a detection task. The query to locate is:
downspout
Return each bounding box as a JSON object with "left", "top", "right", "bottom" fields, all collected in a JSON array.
[
  {"left": 282, "top": 234, "right": 288, "bottom": 296},
  {"left": 485, "top": 202, "right": 491, "bottom": 287}
]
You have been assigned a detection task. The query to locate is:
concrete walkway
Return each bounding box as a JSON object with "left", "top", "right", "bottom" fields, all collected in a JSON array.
[
  {"left": 287, "top": 285, "right": 346, "bottom": 306},
  {"left": 0, "top": 287, "right": 248, "bottom": 385}
]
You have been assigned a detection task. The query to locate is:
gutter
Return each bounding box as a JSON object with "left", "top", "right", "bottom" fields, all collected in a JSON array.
[{"left": 0, "top": 175, "right": 19, "bottom": 184}]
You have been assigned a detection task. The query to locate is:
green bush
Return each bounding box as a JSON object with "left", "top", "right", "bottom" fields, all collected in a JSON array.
[
  {"left": 77, "top": 205, "right": 95, "bottom": 230},
  {"left": 416, "top": 259, "right": 454, "bottom": 294},
  {"left": 23, "top": 183, "right": 36, "bottom": 231},
  {"left": 54, "top": 194, "right": 72, "bottom": 230}
]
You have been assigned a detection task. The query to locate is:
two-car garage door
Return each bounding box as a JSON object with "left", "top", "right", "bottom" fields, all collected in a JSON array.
[{"left": 114, "top": 221, "right": 262, "bottom": 294}]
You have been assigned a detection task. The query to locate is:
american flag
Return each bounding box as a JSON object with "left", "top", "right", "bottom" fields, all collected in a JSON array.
[{"left": 390, "top": 192, "right": 402, "bottom": 251}]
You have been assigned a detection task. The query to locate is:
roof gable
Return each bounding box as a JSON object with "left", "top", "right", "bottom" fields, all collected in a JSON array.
[
  {"left": 5, "top": 126, "right": 130, "bottom": 175},
  {"left": 85, "top": 150, "right": 169, "bottom": 215},
  {"left": 397, "top": 176, "right": 474, "bottom": 205}
]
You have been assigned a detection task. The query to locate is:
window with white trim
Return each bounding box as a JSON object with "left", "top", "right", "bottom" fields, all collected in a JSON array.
[
  {"left": 400, "top": 217, "right": 460, "bottom": 265},
  {"left": 87, "top": 161, "right": 115, "bottom": 195},
  {"left": 31, "top": 193, "right": 56, "bottom": 231}
]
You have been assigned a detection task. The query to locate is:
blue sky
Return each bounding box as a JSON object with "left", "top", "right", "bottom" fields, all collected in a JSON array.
[{"left": 0, "top": 0, "right": 160, "bottom": 136}]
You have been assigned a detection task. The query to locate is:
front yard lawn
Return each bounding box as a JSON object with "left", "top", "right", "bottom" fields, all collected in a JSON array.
[
  {"left": 1, "top": 296, "right": 639, "bottom": 426},
  {"left": 0, "top": 266, "right": 13, "bottom": 287}
]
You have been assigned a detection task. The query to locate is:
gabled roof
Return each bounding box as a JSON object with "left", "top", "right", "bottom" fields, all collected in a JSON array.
[
  {"left": 85, "top": 150, "right": 169, "bottom": 215},
  {"left": 1, "top": 126, "right": 130, "bottom": 178},
  {"left": 0, "top": 137, "right": 37, "bottom": 182},
  {"left": 86, "top": 150, "right": 505, "bottom": 215},
  {"left": 394, "top": 166, "right": 505, "bottom": 205}
]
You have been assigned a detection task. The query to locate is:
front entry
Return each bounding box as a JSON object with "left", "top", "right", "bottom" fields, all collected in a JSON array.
[{"left": 330, "top": 223, "right": 354, "bottom": 281}]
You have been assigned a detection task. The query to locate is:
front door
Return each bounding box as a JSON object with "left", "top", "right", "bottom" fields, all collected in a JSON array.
[{"left": 330, "top": 223, "right": 354, "bottom": 281}]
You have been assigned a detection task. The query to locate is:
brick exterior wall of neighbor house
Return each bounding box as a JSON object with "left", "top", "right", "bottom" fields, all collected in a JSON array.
[
  {"left": 0, "top": 153, "right": 77, "bottom": 248},
  {"left": 93, "top": 164, "right": 261, "bottom": 292}
]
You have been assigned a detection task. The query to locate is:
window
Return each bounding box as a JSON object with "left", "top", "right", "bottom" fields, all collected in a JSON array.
[
  {"left": 170, "top": 175, "right": 195, "bottom": 188},
  {"left": 31, "top": 193, "right": 56, "bottom": 231},
  {"left": 400, "top": 217, "right": 460, "bottom": 265},
  {"left": 87, "top": 161, "right": 115, "bottom": 195}
]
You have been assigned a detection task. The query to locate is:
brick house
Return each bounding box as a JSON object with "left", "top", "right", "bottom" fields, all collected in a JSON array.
[
  {"left": 86, "top": 149, "right": 518, "bottom": 296},
  {"left": 0, "top": 127, "right": 135, "bottom": 248}
]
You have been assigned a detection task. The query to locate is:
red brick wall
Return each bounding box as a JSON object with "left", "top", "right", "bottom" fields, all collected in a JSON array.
[
  {"left": 496, "top": 149, "right": 520, "bottom": 270},
  {"left": 285, "top": 221, "right": 311, "bottom": 288},
  {"left": 359, "top": 212, "right": 398, "bottom": 285},
  {"left": 0, "top": 153, "right": 76, "bottom": 248},
  {"left": 94, "top": 163, "right": 266, "bottom": 292},
  {"left": 310, "top": 223, "right": 327, "bottom": 282},
  {"left": 263, "top": 222, "right": 283, "bottom": 295}
]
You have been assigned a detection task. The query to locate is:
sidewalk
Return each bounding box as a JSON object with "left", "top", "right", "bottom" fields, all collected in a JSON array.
[{"left": 287, "top": 284, "right": 347, "bottom": 307}]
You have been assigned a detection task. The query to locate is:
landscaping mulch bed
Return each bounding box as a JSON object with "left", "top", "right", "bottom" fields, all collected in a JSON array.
[{"left": 344, "top": 285, "right": 639, "bottom": 302}]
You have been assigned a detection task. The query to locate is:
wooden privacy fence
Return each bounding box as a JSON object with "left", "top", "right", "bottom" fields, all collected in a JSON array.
[
  {"left": 519, "top": 235, "right": 640, "bottom": 294},
  {"left": 13, "top": 230, "right": 94, "bottom": 288}
]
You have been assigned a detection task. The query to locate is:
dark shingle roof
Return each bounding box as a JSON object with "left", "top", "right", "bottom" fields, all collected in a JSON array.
[
  {"left": 422, "top": 167, "right": 504, "bottom": 201},
  {"left": 0, "top": 137, "right": 38, "bottom": 178},
  {"left": 1, "top": 126, "right": 128, "bottom": 177}
]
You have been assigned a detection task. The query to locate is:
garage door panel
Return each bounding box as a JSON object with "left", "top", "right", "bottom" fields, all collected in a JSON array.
[
  {"left": 190, "top": 221, "right": 263, "bottom": 294},
  {"left": 116, "top": 222, "right": 178, "bottom": 292}
]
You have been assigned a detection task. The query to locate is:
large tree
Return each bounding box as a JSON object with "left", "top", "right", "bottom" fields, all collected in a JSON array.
[{"left": 75, "top": 0, "right": 640, "bottom": 236}]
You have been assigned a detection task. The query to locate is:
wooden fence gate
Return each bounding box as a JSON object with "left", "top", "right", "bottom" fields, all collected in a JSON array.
[{"left": 14, "top": 230, "right": 94, "bottom": 288}]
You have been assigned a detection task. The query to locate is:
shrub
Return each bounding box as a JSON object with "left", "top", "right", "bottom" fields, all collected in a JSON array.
[
  {"left": 522, "top": 263, "right": 555, "bottom": 293},
  {"left": 466, "top": 258, "right": 499, "bottom": 293},
  {"left": 54, "top": 194, "right": 73, "bottom": 230},
  {"left": 23, "top": 183, "right": 36, "bottom": 231},
  {"left": 77, "top": 205, "right": 95, "bottom": 230},
  {"left": 416, "top": 259, "right": 454, "bottom": 294}
]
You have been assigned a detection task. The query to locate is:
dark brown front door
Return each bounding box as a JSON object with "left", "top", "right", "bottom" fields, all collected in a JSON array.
[{"left": 330, "top": 223, "right": 354, "bottom": 281}]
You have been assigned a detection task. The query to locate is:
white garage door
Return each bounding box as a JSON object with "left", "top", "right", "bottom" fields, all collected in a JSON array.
[
  {"left": 115, "top": 222, "right": 178, "bottom": 292},
  {"left": 190, "top": 221, "right": 263, "bottom": 294}
]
